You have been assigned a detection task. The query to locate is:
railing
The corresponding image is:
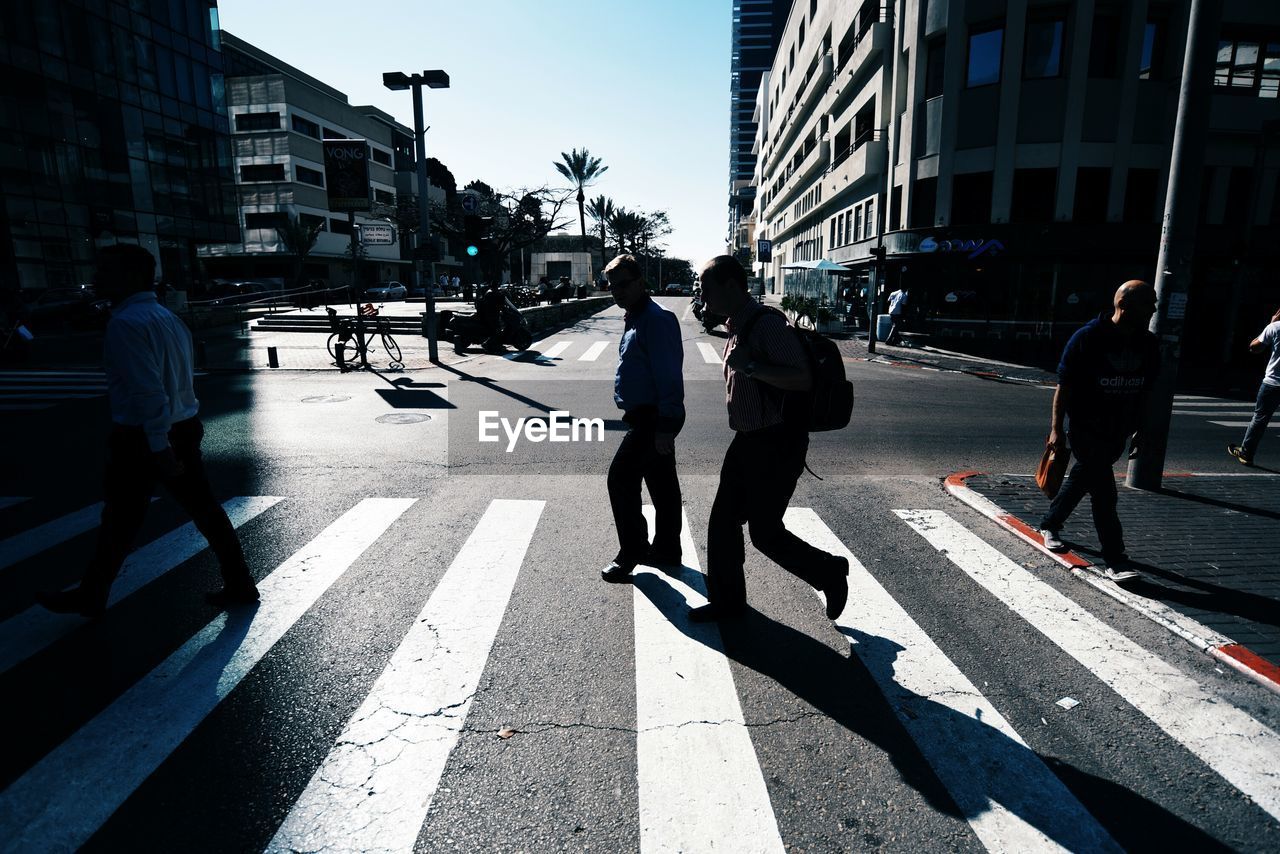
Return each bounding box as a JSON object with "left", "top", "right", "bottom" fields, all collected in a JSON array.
[
  {"left": 830, "top": 128, "right": 885, "bottom": 170},
  {"left": 836, "top": 4, "right": 892, "bottom": 75}
]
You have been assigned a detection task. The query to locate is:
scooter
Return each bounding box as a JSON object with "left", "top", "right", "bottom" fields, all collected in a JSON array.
[{"left": 438, "top": 297, "right": 534, "bottom": 353}]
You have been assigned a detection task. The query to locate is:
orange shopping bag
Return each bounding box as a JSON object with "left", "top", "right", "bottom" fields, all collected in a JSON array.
[{"left": 1035, "top": 441, "right": 1071, "bottom": 498}]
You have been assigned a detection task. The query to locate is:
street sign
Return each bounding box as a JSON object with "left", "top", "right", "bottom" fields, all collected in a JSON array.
[
  {"left": 460, "top": 193, "right": 479, "bottom": 214},
  {"left": 323, "top": 139, "right": 371, "bottom": 212},
  {"left": 757, "top": 239, "right": 772, "bottom": 263},
  {"left": 359, "top": 223, "right": 396, "bottom": 245}
]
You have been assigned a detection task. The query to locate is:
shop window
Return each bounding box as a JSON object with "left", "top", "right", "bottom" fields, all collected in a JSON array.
[
  {"left": 967, "top": 25, "right": 1004, "bottom": 87},
  {"left": 1023, "top": 15, "right": 1065, "bottom": 79}
]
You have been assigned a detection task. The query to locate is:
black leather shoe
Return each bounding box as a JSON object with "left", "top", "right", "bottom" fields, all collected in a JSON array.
[
  {"left": 601, "top": 561, "right": 635, "bottom": 583},
  {"left": 36, "top": 587, "right": 106, "bottom": 619},
  {"left": 206, "top": 584, "right": 260, "bottom": 608},
  {"left": 644, "top": 549, "right": 683, "bottom": 572},
  {"left": 822, "top": 556, "right": 850, "bottom": 620},
  {"left": 688, "top": 603, "right": 745, "bottom": 623}
]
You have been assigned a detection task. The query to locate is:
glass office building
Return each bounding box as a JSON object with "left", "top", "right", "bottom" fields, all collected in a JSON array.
[{"left": 0, "top": 0, "right": 239, "bottom": 296}]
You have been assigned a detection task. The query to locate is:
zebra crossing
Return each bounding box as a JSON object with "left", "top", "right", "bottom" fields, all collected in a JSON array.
[
  {"left": 499, "top": 337, "right": 724, "bottom": 366},
  {"left": 0, "top": 370, "right": 108, "bottom": 411},
  {"left": 1, "top": 491, "right": 1277, "bottom": 850},
  {"left": 1172, "top": 394, "right": 1271, "bottom": 429}
]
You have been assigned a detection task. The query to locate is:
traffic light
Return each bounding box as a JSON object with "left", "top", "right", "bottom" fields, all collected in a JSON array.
[{"left": 463, "top": 215, "right": 491, "bottom": 257}]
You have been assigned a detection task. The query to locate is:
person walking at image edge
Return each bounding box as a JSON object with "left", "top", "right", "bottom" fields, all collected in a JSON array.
[
  {"left": 38, "top": 244, "right": 258, "bottom": 618},
  {"left": 1227, "top": 306, "right": 1280, "bottom": 466},
  {"left": 1038, "top": 280, "right": 1159, "bottom": 584},
  {"left": 886, "top": 285, "right": 909, "bottom": 345},
  {"left": 692, "top": 255, "right": 848, "bottom": 623},
  {"left": 601, "top": 255, "right": 685, "bottom": 582}
]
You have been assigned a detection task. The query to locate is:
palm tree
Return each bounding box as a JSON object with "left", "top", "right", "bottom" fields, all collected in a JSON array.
[
  {"left": 586, "top": 195, "right": 614, "bottom": 268},
  {"left": 607, "top": 208, "right": 645, "bottom": 257},
  {"left": 276, "top": 213, "right": 322, "bottom": 291},
  {"left": 553, "top": 148, "right": 608, "bottom": 259}
]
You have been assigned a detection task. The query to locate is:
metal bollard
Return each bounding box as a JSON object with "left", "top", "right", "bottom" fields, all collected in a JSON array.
[{"left": 267, "top": 346, "right": 279, "bottom": 368}]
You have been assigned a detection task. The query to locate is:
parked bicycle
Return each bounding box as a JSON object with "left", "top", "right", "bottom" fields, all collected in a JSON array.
[{"left": 325, "top": 306, "right": 403, "bottom": 371}]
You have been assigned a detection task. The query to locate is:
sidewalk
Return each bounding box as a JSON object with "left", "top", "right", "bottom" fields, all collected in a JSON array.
[
  {"left": 949, "top": 470, "right": 1280, "bottom": 693},
  {"left": 834, "top": 333, "right": 1059, "bottom": 386}
]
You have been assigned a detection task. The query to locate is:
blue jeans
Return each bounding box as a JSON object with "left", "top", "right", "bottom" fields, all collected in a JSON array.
[{"left": 1241, "top": 382, "right": 1280, "bottom": 460}]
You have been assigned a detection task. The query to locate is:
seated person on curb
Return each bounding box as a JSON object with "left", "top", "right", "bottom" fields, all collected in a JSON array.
[
  {"left": 691, "top": 255, "right": 849, "bottom": 624},
  {"left": 474, "top": 282, "right": 505, "bottom": 351},
  {"left": 1038, "top": 280, "right": 1159, "bottom": 583}
]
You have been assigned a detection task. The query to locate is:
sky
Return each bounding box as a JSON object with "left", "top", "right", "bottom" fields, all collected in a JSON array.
[{"left": 215, "top": 0, "right": 732, "bottom": 270}]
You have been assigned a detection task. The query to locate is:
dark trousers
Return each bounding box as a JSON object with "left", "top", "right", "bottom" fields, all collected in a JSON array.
[
  {"left": 80, "top": 418, "right": 251, "bottom": 600},
  {"left": 1038, "top": 431, "right": 1127, "bottom": 562},
  {"left": 1241, "top": 381, "right": 1280, "bottom": 459},
  {"left": 706, "top": 425, "right": 838, "bottom": 609},
  {"left": 607, "top": 410, "right": 682, "bottom": 564}
]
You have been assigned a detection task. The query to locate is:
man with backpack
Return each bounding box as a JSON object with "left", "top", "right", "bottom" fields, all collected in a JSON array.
[{"left": 692, "top": 255, "right": 850, "bottom": 623}]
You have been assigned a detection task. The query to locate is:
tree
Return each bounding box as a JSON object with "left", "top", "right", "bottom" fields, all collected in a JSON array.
[
  {"left": 586, "top": 195, "right": 614, "bottom": 269},
  {"left": 436, "top": 182, "right": 574, "bottom": 283},
  {"left": 553, "top": 148, "right": 608, "bottom": 257},
  {"left": 607, "top": 207, "right": 644, "bottom": 255},
  {"left": 275, "top": 213, "right": 322, "bottom": 290}
]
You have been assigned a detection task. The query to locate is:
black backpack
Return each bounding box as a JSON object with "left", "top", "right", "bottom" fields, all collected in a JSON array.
[{"left": 737, "top": 306, "right": 854, "bottom": 432}]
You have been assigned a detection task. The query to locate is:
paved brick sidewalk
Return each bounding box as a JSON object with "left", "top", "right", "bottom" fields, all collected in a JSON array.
[
  {"left": 961, "top": 472, "right": 1280, "bottom": 670},
  {"left": 834, "top": 334, "right": 1059, "bottom": 386}
]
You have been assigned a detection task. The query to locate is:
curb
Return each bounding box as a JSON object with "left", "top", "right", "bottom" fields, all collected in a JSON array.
[{"left": 944, "top": 470, "right": 1280, "bottom": 697}]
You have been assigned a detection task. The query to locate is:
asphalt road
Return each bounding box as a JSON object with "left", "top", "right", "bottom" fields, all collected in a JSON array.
[{"left": 0, "top": 297, "right": 1277, "bottom": 852}]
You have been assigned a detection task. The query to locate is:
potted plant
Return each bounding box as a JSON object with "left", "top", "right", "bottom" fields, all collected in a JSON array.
[{"left": 815, "top": 304, "right": 840, "bottom": 334}]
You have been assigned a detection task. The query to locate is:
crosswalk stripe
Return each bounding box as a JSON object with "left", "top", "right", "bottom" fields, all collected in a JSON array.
[
  {"left": 537, "top": 340, "right": 573, "bottom": 360},
  {"left": 697, "top": 342, "right": 722, "bottom": 365},
  {"left": 1209, "top": 420, "right": 1276, "bottom": 428},
  {"left": 0, "top": 501, "right": 107, "bottom": 572},
  {"left": 0, "top": 393, "right": 104, "bottom": 399},
  {"left": 1169, "top": 401, "right": 1255, "bottom": 408},
  {"left": 267, "top": 498, "right": 544, "bottom": 853},
  {"left": 578, "top": 340, "right": 610, "bottom": 361},
  {"left": 0, "top": 497, "right": 28, "bottom": 510},
  {"left": 0, "top": 496, "right": 285, "bottom": 676},
  {"left": 786, "top": 508, "right": 1117, "bottom": 852},
  {"left": 0, "top": 497, "right": 416, "bottom": 852},
  {"left": 634, "top": 506, "right": 785, "bottom": 853},
  {"left": 896, "top": 509, "right": 1280, "bottom": 824}
]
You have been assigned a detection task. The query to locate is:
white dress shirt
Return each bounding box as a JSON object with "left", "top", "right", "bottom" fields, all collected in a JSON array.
[{"left": 104, "top": 291, "right": 199, "bottom": 451}]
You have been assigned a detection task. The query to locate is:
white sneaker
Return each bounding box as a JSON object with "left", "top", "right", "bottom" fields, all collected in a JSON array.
[
  {"left": 1102, "top": 563, "right": 1140, "bottom": 583},
  {"left": 1040, "top": 529, "right": 1065, "bottom": 551}
]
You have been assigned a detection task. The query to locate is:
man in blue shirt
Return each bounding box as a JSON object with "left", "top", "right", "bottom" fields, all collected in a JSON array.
[
  {"left": 1039, "top": 280, "right": 1159, "bottom": 582},
  {"left": 601, "top": 254, "right": 685, "bottom": 582}
]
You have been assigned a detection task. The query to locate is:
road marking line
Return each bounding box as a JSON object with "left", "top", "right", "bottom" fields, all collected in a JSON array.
[
  {"left": 0, "top": 393, "right": 104, "bottom": 399},
  {"left": 504, "top": 340, "right": 572, "bottom": 362},
  {"left": 0, "top": 497, "right": 28, "bottom": 510},
  {"left": 896, "top": 508, "right": 1280, "bottom": 824},
  {"left": 1209, "top": 420, "right": 1276, "bottom": 428},
  {"left": 267, "top": 499, "right": 544, "bottom": 854},
  {"left": 0, "top": 497, "right": 417, "bottom": 852},
  {"left": 634, "top": 506, "right": 785, "bottom": 854},
  {"left": 1171, "top": 410, "right": 1256, "bottom": 416},
  {"left": 697, "top": 342, "right": 723, "bottom": 365},
  {"left": 0, "top": 496, "right": 285, "bottom": 676},
  {"left": 1169, "top": 401, "right": 1256, "bottom": 408},
  {"left": 786, "top": 508, "right": 1117, "bottom": 853},
  {"left": 0, "top": 502, "right": 106, "bottom": 572},
  {"left": 578, "top": 340, "right": 610, "bottom": 361}
]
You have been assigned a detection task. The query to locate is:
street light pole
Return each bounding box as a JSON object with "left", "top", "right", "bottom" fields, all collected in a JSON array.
[
  {"left": 384, "top": 69, "right": 449, "bottom": 364},
  {"left": 1126, "top": 0, "right": 1221, "bottom": 489}
]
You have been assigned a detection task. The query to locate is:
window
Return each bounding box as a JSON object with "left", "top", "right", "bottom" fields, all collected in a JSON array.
[
  {"left": 330, "top": 217, "right": 353, "bottom": 235},
  {"left": 372, "top": 148, "right": 392, "bottom": 167},
  {"left": 799, "top": 20, "right": 805, "bottom": 48},
  {"left": 1073, "top": 167, "right": 1110, "bottom": 223},
  {"left": 240, "top": 163, "right": 285, "bottom": 182},
  {"left": 1217, "top": 38, "right": 1280, "bottom": 97},
  {"left": 810, "top": 0, "right": 817, "bottom": 20},
  {"left": 967, "top": 26, "right": 1004, "bottom": 87},
  {"left": 235, "top": 111, "right": 279, "bottom": 132},
  {"left": 374, "top": 188, "right": 395, "bottom": 204},
  {"left": 291, "top": 114, "right": 320, "bottom": 138},
  {"left": 854, "top": 206, "right": 863, "bottom": 241},
  {"left": 1089, "top": 14, "right": 1120, "bottom": 77},
  {"left": 951, "top": 172, "right": 993, "bottom": 225},
  {"left": 830, "top": 217, "right": 838, "bottom": 248},
  {"left": 1123, "top": 168, "right": 1159, "bottom": 222},
  {"left": 854, "top": 100, "right": 876, "bottom": 145},
  {"left": 1010, "top": 168, "right": 1057, "bottom": 222},
  {"left": 910, "top": 177, "right": 937, "bottom": 227},
  {"left": 1023, "top": 16, "right": 1065, "bottom": 78},
  {"left": 865, "top": 197, "right": 876, "bottom": 238},
  {"left": 322, "top": 127, "right": 346, "bottom": 139},
  {"left": 925, "top": 38, "right": 946, "bottom": 99},
  {"left": 1138, "top": 21, "right": 1163, "bottom": 79},
  {"left": 244, "top": 212, "right": 287, "bottom": 230},
  {"left": 296, "top": 164, "right": 324, "bottom": 187},
  {"left": 300, "top": 213, "right": 326, "bottom": 232},
  {"left": 789, "top": 45, "right": 795, "bottom": 72}
]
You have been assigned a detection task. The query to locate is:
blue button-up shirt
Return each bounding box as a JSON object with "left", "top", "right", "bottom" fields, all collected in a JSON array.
[{"left": 614, "top": 297, "right": 684, "bottom": 432}]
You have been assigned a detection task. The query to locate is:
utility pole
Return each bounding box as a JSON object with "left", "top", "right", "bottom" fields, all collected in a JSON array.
[{"left": 1127, "top": 0, "right": 1221, "bottom": 489}]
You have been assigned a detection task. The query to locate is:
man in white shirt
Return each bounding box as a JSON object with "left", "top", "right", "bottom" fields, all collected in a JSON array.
[
  {"left": 886, "top": 286, "right": 909, "bottom": 345},
  {"left": 1228, "top": 306, "right": 1280, "bottom": 466},
  {"left": 38, "top": 245, "right": 257, "bottom": 618}
]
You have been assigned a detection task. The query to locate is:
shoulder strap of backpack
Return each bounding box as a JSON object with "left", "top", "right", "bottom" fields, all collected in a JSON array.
[{"left": 734, "top": 304, "right": 788, "bottom": 358}]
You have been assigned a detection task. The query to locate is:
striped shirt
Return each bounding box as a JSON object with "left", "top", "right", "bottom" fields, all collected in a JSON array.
[{"left": 723, "top": 302, "right": 806, "bottom": 432}]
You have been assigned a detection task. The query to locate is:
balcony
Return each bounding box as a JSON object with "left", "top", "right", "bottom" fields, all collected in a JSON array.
[
  {"left": 762, "top": 136, "right": 830, "bottom": 221},
  {"left": 835, "top": 6, "right": 892, "bottom": 90},
  {"left": 766, "top": 51, "right": 835, "bottom": 173},
  {"left": 826, "top": 130, "right": 888, "bottom": 196}
]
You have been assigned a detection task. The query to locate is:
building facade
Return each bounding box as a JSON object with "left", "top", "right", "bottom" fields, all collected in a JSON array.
[
  {"left": 197, "top": 32, "right": 417, "bottom": 290},
  {"left": 728, "top": 0, "right": 792, "bottom": 254},
  {"left": 752, "top": 0, "right": 1280, "bottom": 388},
  {"left": 0, "top": 0, "right": 239, "bottom": 295}
]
